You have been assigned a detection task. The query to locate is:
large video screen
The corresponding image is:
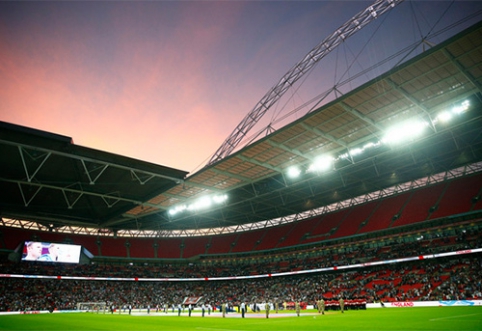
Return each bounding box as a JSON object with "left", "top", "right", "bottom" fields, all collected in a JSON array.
[{"left": 21, "top": 241, "right": 82, "bottom": 264}]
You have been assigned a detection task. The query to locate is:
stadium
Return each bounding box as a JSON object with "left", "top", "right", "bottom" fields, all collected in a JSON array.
[{"left": 1, "top": 1, "right": 482, "bottom": 330}]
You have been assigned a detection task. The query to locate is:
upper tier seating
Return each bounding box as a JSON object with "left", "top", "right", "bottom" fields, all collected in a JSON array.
[
  {"left": 2, "top": 173, "right": 481, "bottom": 258},
  {"left": 182, "top": 236, "right": 210, "bottom": 258},
  {"left": 358, "top": 192, "right": 411, "bottom": 234},
  {"left": 429, "top": 173, "right": 482, "bottom": 219},
  {"left": 254, "top": 223, "right": 293, "bottom": 251},
  {"left": 207, "top": 233, "right": 237, "bottom": 255},
  {"left": 231, "top": 229, "right": 264, "bottom": 253},
  {"left": 393, "top": 182, "right": 446, "bottom": 228},
  {"left": 331, "top": 200, "right": 380, "bottom": 239},
  {"left": 157, "top": 238, "right": 183, "bottom": 259}
]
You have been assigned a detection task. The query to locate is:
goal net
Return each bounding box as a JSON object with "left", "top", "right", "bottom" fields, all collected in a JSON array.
[{"left": 77, "top": 302, "right": 107, "bottom": 313}]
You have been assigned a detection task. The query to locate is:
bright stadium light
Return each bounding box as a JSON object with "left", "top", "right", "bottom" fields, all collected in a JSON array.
[
  {"left": 349, "top": 147, "right": 363, "bottom": 157},
  {"left": 308, "top": 155, "right": 334, "bottom": 173},
  {"left": 363, "top": 141, "right": 380, "bottom": 150},
  {"left": 188, "top": 196, "right": 212, "bottom": 211},
  {"left": 339, "top": 141, "right": 380, "bottom": 161},
  {"left": 212, "top": 194, "right": 228, "bottom": 204},
  {"left": 169, "top": 100, "right": 471, "bottom": 217},
  {"left": 436, "top": 111, "right": 453, "bottom": 123},
  {"left": 452, "top": 99, "right": 470, "bottom": 114},
  {"left": 168, "top": 204, "right": 187, "bottom": 216},
  {"left": 169, "top": 194, "right": 228, "bottom": 216},
  {"left": 339, "top": 152, "right": 350, "bottom": 160},
  {"left": 382, "top": 120, "right": 429, "bottom": 145},
  {"left": 287, "top": 166, "right": 302, "bottom": 178},
  {"left": 434, "top": 99, "right": 470, "bottom": 124}
]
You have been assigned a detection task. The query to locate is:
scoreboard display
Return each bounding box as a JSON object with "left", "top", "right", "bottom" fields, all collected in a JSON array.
[{"left": 21, "top": 241, "right": 82, "bottom": 264}]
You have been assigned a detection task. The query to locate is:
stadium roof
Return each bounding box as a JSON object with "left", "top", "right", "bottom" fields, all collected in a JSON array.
[
  {"left": 1, "top": 21, "right": 482, "bottom": 234},
  {"left": 0, "top": 121, "right": 188, "bottom": 230}
]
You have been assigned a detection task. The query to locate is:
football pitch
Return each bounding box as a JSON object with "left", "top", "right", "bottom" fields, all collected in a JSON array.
[{"left": 0, "top": 307, "right": 481, "bottom": 331}]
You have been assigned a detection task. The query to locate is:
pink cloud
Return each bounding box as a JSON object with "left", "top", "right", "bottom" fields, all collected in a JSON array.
[{"left": 0, "top": 1, "right": 351, "bottom": 172}]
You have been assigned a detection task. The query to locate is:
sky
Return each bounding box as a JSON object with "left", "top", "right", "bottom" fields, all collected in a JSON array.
[{"left": 1, "top": 1, "right": 481, "bottom": 174}]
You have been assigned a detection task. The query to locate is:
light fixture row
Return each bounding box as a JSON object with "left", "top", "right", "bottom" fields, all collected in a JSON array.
[
  {"left": 168, "top": 194, "right": 228, "bottom": 217},
  {"left": 168, "top": 100, "right": 470, "bottom": 216},
  {"left": 287, "top": 99, "right": 471, "bottom": 179}
]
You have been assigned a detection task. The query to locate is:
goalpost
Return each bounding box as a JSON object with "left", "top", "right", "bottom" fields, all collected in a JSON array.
[{"left": 76, "top": 302, "right": 107, "bottom": 313}]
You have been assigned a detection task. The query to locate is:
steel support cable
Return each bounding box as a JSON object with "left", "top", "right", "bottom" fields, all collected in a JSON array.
[
  {"left": 393, "top": 0, "right": 455, "bottom": 68},
  {"left": 207, "top": 0, "right": 405, "bottom": 166},
  {"left": 241, "top": 8, "right": 392, "bottom": 147},
  {"left": 252, "top": 3, "right": 481, "bottom": 146}
]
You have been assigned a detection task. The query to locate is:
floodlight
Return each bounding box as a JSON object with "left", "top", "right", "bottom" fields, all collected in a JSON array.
[
  {"left": 452, "top": 100, "right": 469, "bottom": 114},
  {"left": 189, "top": 196, "right": 212, "bottom": 211},
  {"left": 169, "top": 204, "right": 187, "bottom": 216},
  {"left": 434, "top": 99, "right": 470, "bottom": 125},
  {"left": 382, "top": 120, "right": 428, "bottom": 145},
  {"left": 213, "top": 194, "right": 228, "bottom": 204},
  {"left": 436, "top": 111, "right": 452, "bottom": 123},
  {"left": 168, "top": 193, "right": 229, "bottom": 217},
  {"left": 363, "top": 141, "right": 379, "bottom": 150},
  {"left": 339, "top": 152, "right": 350, "bottom": 160},
  {"left": 349, "top": 148, "right": 363, "bottom": 156},
  {"left": 308, "top": 155, "right": 334, "bottom": 173},
  {"left": 287, "top": 166, "right": 302, "bottom": 178}
]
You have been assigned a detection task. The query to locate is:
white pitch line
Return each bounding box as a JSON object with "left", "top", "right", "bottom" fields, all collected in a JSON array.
[{"left": 429, "top": 313, "right": 481, "bottom": 321}]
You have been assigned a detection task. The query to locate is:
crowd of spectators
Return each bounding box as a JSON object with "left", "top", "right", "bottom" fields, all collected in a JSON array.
[
  {"left": 0, "top": 226, "right": 480, "bottom": 312},
  {"left": 0, "top": 256, "right": 480, "bottom": 312}
]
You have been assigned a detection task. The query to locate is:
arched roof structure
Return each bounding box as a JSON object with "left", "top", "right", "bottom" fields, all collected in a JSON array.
[{"left": 1, "top": 21, "right": 482, "bottom": 236}]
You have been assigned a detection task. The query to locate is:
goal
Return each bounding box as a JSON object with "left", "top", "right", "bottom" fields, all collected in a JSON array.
[{"left": 77, "top": 302, "right": 107, "bottom": 313}]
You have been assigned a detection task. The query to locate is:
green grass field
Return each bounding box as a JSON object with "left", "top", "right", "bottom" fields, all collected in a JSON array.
[{"left": 0, "top": 307, "right": 481, "bottom": 331}]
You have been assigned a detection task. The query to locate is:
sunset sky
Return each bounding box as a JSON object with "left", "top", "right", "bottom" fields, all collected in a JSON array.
[{"left": 1, "top": 1, "right": 481, "bottom": 174}]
